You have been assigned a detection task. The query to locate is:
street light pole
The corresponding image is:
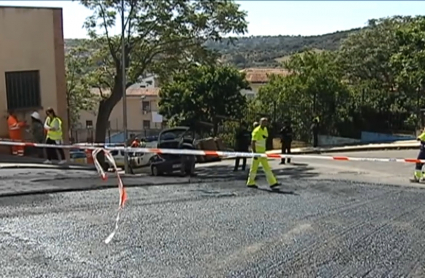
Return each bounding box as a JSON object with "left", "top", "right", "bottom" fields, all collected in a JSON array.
[{"left": 121, "top": 0, "right": 129, "bottom": 174}]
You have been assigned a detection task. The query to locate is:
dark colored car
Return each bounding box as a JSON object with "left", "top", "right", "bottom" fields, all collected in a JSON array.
[{"left": 150, "top": 126, "right": 196, "bottom": 176}]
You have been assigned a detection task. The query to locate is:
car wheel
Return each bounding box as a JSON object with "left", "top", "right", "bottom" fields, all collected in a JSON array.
[{"left": 151, "top": 165, "right": 160, "bottom": 176}]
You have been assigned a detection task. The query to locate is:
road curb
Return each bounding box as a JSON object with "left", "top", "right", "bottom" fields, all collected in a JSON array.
[
  {"left": 0, "top": 164, "right": 96, "bottom": 171},
  {"left": 267, "top": 144, "right": 419, "bottom": 156}
]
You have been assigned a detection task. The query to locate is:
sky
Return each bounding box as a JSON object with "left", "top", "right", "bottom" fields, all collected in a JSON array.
[{"left": 1, "top": 1, "right": 425, "bottom": 38}]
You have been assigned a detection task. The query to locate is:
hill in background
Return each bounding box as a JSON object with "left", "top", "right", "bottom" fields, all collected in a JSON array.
[{"left": 65, "top": 27, "right": 361, "bottom": 68}]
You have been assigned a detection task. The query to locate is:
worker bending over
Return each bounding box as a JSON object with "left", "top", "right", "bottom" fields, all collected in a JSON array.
[
  {"left": 131, "top": 137, "right": 141, "bottom": 148},
  {"left": 247, "top": 117, "right": 280, "bottom": 189},
  {"left": 413, "top": 129, "right": 425, "bottom": 182}
]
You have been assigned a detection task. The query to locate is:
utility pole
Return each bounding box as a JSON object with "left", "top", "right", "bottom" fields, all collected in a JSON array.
[{"left": 121, "top": 0, "right": 129, "bottom": 174}]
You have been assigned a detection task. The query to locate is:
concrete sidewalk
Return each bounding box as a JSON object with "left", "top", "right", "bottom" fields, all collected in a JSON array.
[
  {"left": 265, "top": 140, "right": 419, "bottom": 155},
  {"left": 0, "top": 154, "right": 95, "bottom": 170}
]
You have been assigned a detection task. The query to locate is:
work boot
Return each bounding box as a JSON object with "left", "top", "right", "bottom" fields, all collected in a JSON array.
[
  {"left": 270, "top": 183, "right": 281, "bottom": 190},
  {"left": 247, "top": 184, "right": 258, "bottom": 189}
]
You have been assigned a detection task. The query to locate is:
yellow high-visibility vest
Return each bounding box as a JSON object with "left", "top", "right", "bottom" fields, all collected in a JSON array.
[
  {"left": 47, "top": 117, "right": 63, "bottom": 140},
  {"left": 251, "top": 126, "right": 268, "bottom": 153}
]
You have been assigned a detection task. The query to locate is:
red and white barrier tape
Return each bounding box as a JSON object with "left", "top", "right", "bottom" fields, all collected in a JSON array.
[
  {"left": 0, "top": 139, "right": 422, "bottom": 243},
  {"left": 92, "top": 148, "right": 127, "bottom": 244},
  {"left": 0, "top": 140, "right": 423, "bottom": 163},
  {"left": 0, "top": 140, "right": 127, "bottom": 244}
]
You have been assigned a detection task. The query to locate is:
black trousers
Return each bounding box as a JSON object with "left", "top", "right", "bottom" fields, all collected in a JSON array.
[
  {"left": 281, "top": 141, "right": 292, "bottom": 163},
  {"left": 46, "top": 138, "right": 65, "bottom": 161},
  {"left": 234, "top": 148, "right": 248, "bottom": 171},
  {"left": 313, "top": 133, "right": 318, "bottom": 147},
  {"left": 416, "top": 150, "right": 425, "bottom": 171}
]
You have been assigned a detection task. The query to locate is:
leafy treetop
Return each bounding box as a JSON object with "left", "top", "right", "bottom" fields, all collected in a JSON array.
[{"left": 158, "top": 64, "right": 249, "bottom": 135}]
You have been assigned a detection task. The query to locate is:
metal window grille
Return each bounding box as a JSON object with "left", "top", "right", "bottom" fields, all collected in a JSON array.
[
  {"left": 5, "top": 70, "right": 41, "bottom": 110},
  {"left": 143, "top": 120, "right": 150, "bottom": 129}
]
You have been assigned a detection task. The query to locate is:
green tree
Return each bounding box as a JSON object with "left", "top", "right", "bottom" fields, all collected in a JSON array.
[
  {"left": 337, "top": 16, "right": 419, "bottom": 133},
  {"left": 257, "top": 50, "right": 351, "bottom": 140},
  {"left": 158, "top": 65, "right": 249, "bottom": 135},
  {"left": 79, "top": 0, "right": 248, "bottom": 143},
  {"left": 65, "top": 46, "right": 97, "bottom": 130},
  {"left": 391, "top": 16, "right": 425, "bottom": 130}
]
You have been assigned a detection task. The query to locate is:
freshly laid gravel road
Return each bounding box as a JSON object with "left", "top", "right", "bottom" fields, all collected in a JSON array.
[{"left": 1, "top": 150, "right": 425, "bottom": 277}]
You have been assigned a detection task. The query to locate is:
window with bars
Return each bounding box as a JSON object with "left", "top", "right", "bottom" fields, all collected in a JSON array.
[
  {"left": 143, "top": 120, "right": 150, "bottom": 129},
  {"left": 5, "top": 70, "right": 41, "bottom": 111},
  {"left": 142, "top": 101, "right": 150, "bottom": 112},
  {"left": 86, "top": 120, "right": 93, "bottom": 128}
]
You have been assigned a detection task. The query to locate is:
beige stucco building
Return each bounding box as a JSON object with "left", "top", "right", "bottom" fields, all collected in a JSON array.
[
  {"left": 77, "top": 87, "right": 164, "bottom": 142},
  {"left": 0, "top": 6, "right": 67, "bottom": 152}
]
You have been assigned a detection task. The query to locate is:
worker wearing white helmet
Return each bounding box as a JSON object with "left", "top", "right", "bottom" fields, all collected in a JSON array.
[{"left": 27, "top": 111, "right": 45, "bottom": 158}]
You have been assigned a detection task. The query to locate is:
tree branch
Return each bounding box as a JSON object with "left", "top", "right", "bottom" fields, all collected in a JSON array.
[
  {"left": 66, "top": 56, "right": 77, "bottom": 94},
  {"left": 97, "top": 85, "right": 107, "bottom": 99},
  {"left": 98, "top": 3, "right": 119, "bottom": 63}
]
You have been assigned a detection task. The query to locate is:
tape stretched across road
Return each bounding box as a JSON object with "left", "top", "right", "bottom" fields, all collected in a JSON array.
[
  {"left": 0, "top": 139, "right": 423, "bottom": 164},
  {"left": 0, "top": 139, "right": 422, "bottom": 243}
]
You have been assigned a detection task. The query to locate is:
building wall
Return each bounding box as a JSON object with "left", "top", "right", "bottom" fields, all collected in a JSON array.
[
  {"left": 78, "top": 95, "right": 162, "bottom": 139},
  {"left": 0, "top": 7, "right": 67, "bottom": 149}
]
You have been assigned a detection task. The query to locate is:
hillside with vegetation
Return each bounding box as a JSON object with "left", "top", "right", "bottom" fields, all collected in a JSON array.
[
  {"left": 65, "top": 0, "right": 425, "bottom": 148},
  {"left": 65, "top": 28, "right": 360, "bottom": 68}
]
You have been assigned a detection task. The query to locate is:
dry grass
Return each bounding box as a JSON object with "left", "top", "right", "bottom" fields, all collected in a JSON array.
[{"left": 275, "top": 48, "right": 324, "bottom": 63}]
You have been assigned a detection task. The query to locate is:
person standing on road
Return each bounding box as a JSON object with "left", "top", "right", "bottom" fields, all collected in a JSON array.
[
  {"left": 27, "top": 111, "right": 45, "bottom": 158},
  {"left": 233, "top": 121, "right": 251, "bottom": 171},
  {"left": 413, "top": 129, "right": 425, "bottom": 182},
  {"left": 246, "top": 117, "right": 280, "bottom": 189},
  {"left": 7, "top": 110, "right": 26, "bottom": 156},
  {"left": 280, "top": 120, "right": 293, "bottom": 164},
  {"left": 311, "top": 117, "right": 319, "bottom": 148},
  {"left": 44, "top": 107, "right": 66, "bottom": 164}
]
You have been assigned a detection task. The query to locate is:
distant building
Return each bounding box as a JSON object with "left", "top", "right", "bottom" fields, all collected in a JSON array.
[
  {"left": 77, "top": 86, "right": 164, "bottom": 141},
  {"left": 0, "top": 6, "right": 67, "bottom": 152},
  {"left": 130, "top": 73, "right": 161, "bottom": 89},
  {"left": 240, "top": 68, "right": 289, "bottom": 99}
]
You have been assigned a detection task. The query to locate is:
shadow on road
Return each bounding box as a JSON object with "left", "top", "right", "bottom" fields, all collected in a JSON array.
[
  {"left": 195, "top": 162, "right": 319, "bottom": 181},
  {"left": 253, "top": 187, "right": 299, "bottom": 195}
]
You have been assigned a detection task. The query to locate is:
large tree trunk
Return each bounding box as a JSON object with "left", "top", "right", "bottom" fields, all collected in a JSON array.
[{"left": 94, "top": 72, "right": 124, "bottom": 167}]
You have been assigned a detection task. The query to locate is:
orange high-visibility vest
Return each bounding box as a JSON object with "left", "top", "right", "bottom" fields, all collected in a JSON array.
[{"left": 7, "top": 115, "right": 24, "bottom": 139}]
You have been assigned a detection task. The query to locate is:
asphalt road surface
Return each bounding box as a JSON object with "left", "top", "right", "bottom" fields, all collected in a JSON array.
[{"left": 2, "top": 150, "right": 425, "bottom": 278}]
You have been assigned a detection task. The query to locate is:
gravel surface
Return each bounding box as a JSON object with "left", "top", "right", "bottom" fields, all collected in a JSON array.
[
  {"left": 2, "top": 176, "right": 425, "bottom": 278},
  {"left": 1, "top": 149, "right": 425, "bottom": 278}
]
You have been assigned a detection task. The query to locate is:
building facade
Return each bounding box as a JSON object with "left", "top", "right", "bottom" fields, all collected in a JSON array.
[
  {"left": 0, "top": 6, "right": 67, "bottom": 151},
  {"left": 77, "top": 87, "right": 164, "bottom": 142}
]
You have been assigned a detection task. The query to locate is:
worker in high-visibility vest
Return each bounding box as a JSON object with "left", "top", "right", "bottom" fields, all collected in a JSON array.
[
  {"left": 7, "top": 110, "right": 26, "bottom": 156},
  {"left": 412, "top": 128, "right": 425, "bottom": 182},
  {"left": 246, "top": 117, "right": 280, "bottom": 189},
  {"left": 43, "top": 107, "right": 66, "bottom": 164}
]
